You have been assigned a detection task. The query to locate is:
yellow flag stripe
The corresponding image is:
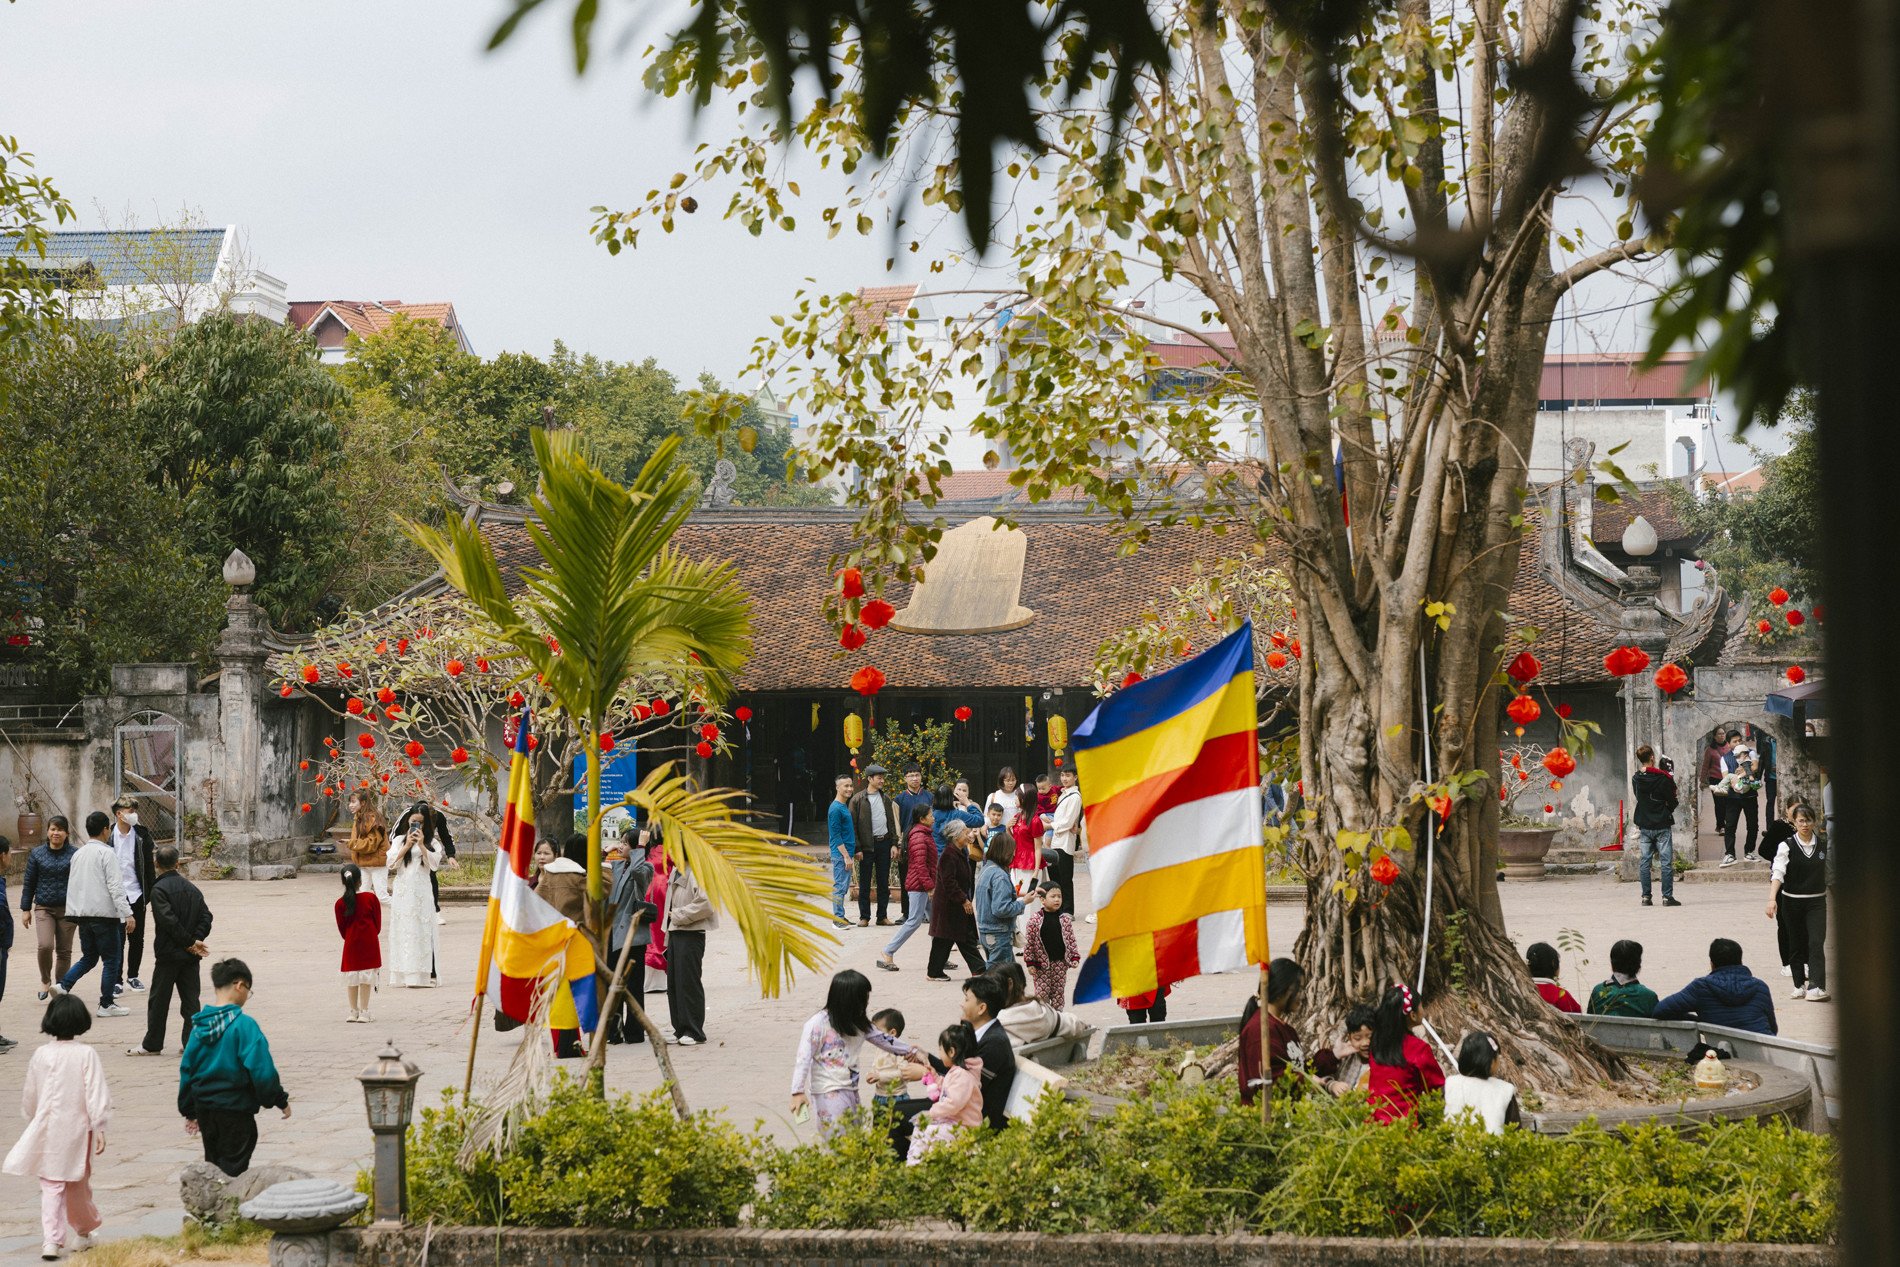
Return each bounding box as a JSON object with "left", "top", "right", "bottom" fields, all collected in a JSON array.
[
  {"left": 1074, "top": 673, "right": 1257, "bottom": 805},
  {"left": 1092, "top": 846, "right": 1266, "bottom": 944}
]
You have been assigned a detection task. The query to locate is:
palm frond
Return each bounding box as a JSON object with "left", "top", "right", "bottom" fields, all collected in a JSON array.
[{"left": 632, "top": 762, "right": 836, "bottom": 996}]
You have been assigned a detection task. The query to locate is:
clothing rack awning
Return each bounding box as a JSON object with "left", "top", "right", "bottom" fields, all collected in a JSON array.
[{"left": 1765, "top": 678, "right": 1826, "bottom": 720}]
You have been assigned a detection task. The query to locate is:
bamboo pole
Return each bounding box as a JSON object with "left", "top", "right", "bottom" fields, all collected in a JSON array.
[
  {"left": 583, "top": 912, "right": 692, "bottom": 1120},
  {"left": 1258, "top": 964, "right": 1272, "bottom": 1126}
]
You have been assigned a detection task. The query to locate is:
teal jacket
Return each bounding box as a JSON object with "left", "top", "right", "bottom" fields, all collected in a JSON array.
[
  {"left": 1586, "top": 977, "right": 1660, "bottom": 1019},
  {"left": 177, "top": 1003, "right": 289, "bottom": 1118}
]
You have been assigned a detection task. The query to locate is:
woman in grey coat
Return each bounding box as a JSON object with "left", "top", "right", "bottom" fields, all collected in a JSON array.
[{"left": 605, "top": 826, "right": 659, "bottom": 1044}]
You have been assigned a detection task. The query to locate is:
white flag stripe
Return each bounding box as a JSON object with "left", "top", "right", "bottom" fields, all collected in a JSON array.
[
  {"left": 1194, "top": 909, "right": 1252, "bottom": 976},
  {"left": 493, "top": 863, "right": 569, "bottom": 936},
  {"left": 1088, "top": 788, "right": 1262, "bottom": 911}
]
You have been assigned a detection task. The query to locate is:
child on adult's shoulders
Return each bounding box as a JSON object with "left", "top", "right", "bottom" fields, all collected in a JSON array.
[{"left": 1526, "top": 942, "right": 1581, "bottom": 1013}]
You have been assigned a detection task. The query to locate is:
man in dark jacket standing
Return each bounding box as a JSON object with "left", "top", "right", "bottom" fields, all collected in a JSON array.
[
  {"left": 109, "top": 797, "right": 157, "bottom": 993},
  {"left": 850, "top": 764, "right": 901, "bottom": 927},
  {"left": 1653, "top": 938, "right": 1777, "bottom": 1034},
  {"left": 1631, "top": 745, "right": 1683, "bottom": 908},
  {"left": 130, "top": 845, "right": 212, "bottom": 1057}
]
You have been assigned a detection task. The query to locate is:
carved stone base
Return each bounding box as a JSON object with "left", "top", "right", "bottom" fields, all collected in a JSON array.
[{"left": 269, "top": 1229, "right": 359, "bottom": 1267}]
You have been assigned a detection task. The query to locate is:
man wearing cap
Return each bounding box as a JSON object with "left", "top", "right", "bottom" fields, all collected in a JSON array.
[
  {"left": 850, "top": 765, "right": 901, "bottom": 927},
  {"left": 110, "top": 796, "right": 158, "bottom": 994}
]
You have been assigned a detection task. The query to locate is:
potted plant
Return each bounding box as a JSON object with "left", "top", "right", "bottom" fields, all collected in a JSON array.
[{"left": 1497, "top": 745, "right": 1561, "bottom": 880}]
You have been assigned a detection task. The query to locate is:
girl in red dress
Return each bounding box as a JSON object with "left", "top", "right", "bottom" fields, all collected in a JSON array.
[
  {"left": 336, "top": 864, "right": 383, "bottom": 1024},
  {"left": 1365, "top": 983, "right": 1445, "bottom": 1123}
]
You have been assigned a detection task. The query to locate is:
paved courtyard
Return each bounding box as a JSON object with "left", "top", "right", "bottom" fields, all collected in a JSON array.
[{"left": 0, "top": 864, "right": 1832, "bottom": 1259}]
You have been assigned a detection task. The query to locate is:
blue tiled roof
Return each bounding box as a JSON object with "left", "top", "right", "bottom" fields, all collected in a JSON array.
[{"left": 2, "top": 228, "right": 228, "bottom": 287}]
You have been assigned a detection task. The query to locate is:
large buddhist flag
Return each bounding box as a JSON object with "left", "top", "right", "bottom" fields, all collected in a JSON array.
[
  {"left": 471, "top": 712, "right": 600, "bottom": 1032},
  {"left": 1073, "top": 623, "right": 1267, "bottom": 1002}
]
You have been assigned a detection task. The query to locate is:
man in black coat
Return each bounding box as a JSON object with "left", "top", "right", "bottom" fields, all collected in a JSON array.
[
  {"left": 109, "top": 796, "right": 157, "bottom": 993},
  {"left": 128, "top": 845, "right": 212, "bottom": 1056},
  {"left": 892, "top": 971, "right": 1019, "bottom": 1156},
  {"left": 849, "top": 765, "right": 902, "bottom": 927}
]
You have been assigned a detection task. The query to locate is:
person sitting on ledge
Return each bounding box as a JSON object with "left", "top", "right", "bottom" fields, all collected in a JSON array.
[
  {"left": 1526, "top": 942, "right": 1581, "bottom": 1013},
  {"left": 991, "top": 963, "right": 1087, "bottom": 1049},
  {"left": 1586, "top": 939, "right": 1660, "bottom": 1018},
  {"left": 1652, "top": 937, "right": 1777, "bottom": 1035}
]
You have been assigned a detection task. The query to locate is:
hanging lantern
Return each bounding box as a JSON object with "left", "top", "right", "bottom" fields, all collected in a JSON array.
[
  {"left": 1785, "top": 664, "right": 1806, "bottom": 684},
  {"left": 954, "top": 705, "right": 972, "bottom": 723},
  {"left": 347, "top": 698, "right": 366, "bottom": 716},
  {"left": 1505, "top": 651, "right": 1541, "bottom": 684},
  {"left": 735, "top": 706, "right": 753, "bottom": 723},
  {"left": 278, "top": 684, "right": 294, "bottom": 698},
  {"left": 1506, "top": 694, "right": 1540, "bottom": 730},
  {"left": 1653, "top": 663, "right": 1689, "bottom": 696},
  {"left": 860, "top": 599, "right": 896, "bottom": 630},
  {"left": 301, "top": 665, "right": 320, "bottom": 684},
  {"left": 1541, "top": 747, "right": 1577, "bottom": 779},
  {"left": 404, "top": 740, "right": 426, "bottom": 761},
  {"left": 599, "top": 733, "right": 615, "bottom": 753},
  {"left": 839, "top": 568, "right": 865, "bottom": 600},
  {"left": 1048, "top": 714, "right": 1069, "bottom": 762},
  {"left": 695, "top": 740, "right": 714, "bottom": 758},
  {"left": 1266, "top": 650, "right": 1289, "bottom": 671},
  {"left": 844, "top": 711, "right": 865, "bottom": 755},
  {"left": 851, "top": 665, "right": 886, "bottom": 697},
  {"left": 1603, "top": 646, "right": 1651, "bottom": 677},
  {"left": 451, "top": 746, "right": 469, "bottom": 765}
]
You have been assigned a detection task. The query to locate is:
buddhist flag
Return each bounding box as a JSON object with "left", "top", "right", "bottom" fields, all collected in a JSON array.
[
  {"left": 1073, "top": 623, "right": 1267, "bottom": 1003},
  {"left": 471, "top": 712, "right": 600, "bottom": 1032}
]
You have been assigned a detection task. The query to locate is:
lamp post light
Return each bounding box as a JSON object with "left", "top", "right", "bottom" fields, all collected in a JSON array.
[
  {"left": 357, "top": 1042, "right": 422, "bottom": 1226},
  {"left": 1621, "top": 514, "right": 1659, "bottom": 559}
]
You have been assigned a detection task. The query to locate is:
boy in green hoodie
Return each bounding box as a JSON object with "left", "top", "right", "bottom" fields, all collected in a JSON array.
[
  {"left": 1586, "top": 939, "right": 1660, "bottom": 1018},
  {"left": 177, "top": 958, "right": 291, "bottom": 1176}
]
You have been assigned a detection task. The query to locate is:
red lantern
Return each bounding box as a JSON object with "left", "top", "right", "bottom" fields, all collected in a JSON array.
[
  {"left": 1270, "top": 630, "right": 1288, "bottom": 648},
  {"left": 1786, "top": 664, "right": 1806, "bottom": 684},
  {"left": 632, "top": 702, "right": 651, "bottom": 721},
  {"left": 1543, "top": 804, "right": 1555, "bottom": 814},
  {"left": 1603, "top": 646, "right": 1651, "bottom": 677},
  {"left": 1431, "top": 795, "right": 1453, "bottom": 820},
  {"left": 1768, "top": 587, "right": 1789, "bottom": 606},
  {"left": 298, "top": 759, "right": 310, "bottom": 771},
  {"left": 598, "top": 733, "right": 615, "bottom": 753},
  {"left": 954, "top": 705, "right": 973, "bottom": 722},
  {"left": 840, "top": 567, "right": 865, "bottom": 600},
  {"left": 404, "top": 740, "right": 425, "bottom": 761},
  {"left": 839, "top": 623, "right": 867, "bottom": 651},
  {"left": 357, "top": 734, "right": 376, "bottom": 750},
  {"left": 301, "top": 664, "right": 320, "bottom": 684},
  {"left": 850, "top": 665, "right": 887, "bottom": 697},
  {"left": 446, "top": 659, "right": 465, "bottom": 677},
  {"left": 346, "top": 698, "right": 365, "bottom": 716},
  {"left": 337, "top": 661, "right": 354, "bottom": 679},
  {"left": 698, "top": 721, "right": 717, "bottom": 741},
  {"left": 527, "top": 735, "right": 539, "bottom": 751},
  {"left": 1370, "top": 855, "right": 1400, "bottom": 886},
  {"left": 1541, "top": 747, "right": 1577, "bottom": 779},
  {"left": 860, "top": 598, "right": 896, "bottom": 630},
  {"left": 1654, "top": 663, "right": 1688, "bottom": 696},
  {"left": 509, "top": 691, "right": 526, "bottom": 709},
  {"left": 1785, "top": 609, "right": 1805, "bottom": 627},
  {"left": 300, "top": 802, "right": 313, "bottom": 814},
  {"left": 1814, "top": 605, "right": 1826, "bottom": 623},
  {"left": 375, "top": 686, "right": 394, "bottom": 705},
  {"left": 1505, "top": 651, "right": 1541, "bottom": 683},
  {"left": 1290, "top": 639, "right": 1301, "bottom": 659},
  {"left": 385, "top": 704, "right": 402, "bottom": 718},
  {"left": 1506, "top": 694, "right": 1541, "bottom": 726},
  {"left": 695, "top": 740, "right": 714, "bottom": 758},
  {"left": 451, "top": 746, "right": 469, "bottom": 765},
  {"left": 735, "top": 706, "right": 753, "bottom": 723},
  {"left": 547, "top": 635, "right": 560, "bottom": 655},
  {"left": 652, "top": 698, "right": 671, "bottom": 717},
  {"left": 279, "top": 684, "right": 294, "bottom": 698},
  {"left": 375, "top": 639, "right": 388, "bottom": 654}
]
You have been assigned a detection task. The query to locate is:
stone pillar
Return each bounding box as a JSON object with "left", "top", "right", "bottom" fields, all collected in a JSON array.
[{"left": 216, "top": 550, "right": 272, "bottom": 878}]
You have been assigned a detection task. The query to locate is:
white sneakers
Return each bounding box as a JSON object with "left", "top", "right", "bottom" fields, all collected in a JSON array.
[
  {"left": 125, "top": 1046, "right": 162, "bottom": 1057},
  {"left": 347, "top": 1012, "right": 373, "bottom": 1024},
  {"left": 1789, "top": 985, "right": 1807, "bottom": 1000},
  {"left": 1780, "top": 965, "right": 1793, "bottom": 977},
  {"left": 1718, "top": 856, "right": 1738, "bottom": 868},
  {"left": 96, "top": 1004, "right": 129, "bottom": 1018},
  {"left": 1806, "top": 987, "right": 1830, "bottom": 1002}
]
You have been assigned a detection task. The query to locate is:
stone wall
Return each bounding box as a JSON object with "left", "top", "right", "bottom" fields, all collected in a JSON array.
[{"left": 340, "top": 1227, "right": 1833, "bottom": 1266}]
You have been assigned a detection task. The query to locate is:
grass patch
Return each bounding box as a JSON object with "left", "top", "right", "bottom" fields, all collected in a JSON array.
[
  {"left": 79, "top": 1220, "right": 270, "bottom": 1267},
  {"left": 441, "top": 851, "right": 495, "bottom": 889}
]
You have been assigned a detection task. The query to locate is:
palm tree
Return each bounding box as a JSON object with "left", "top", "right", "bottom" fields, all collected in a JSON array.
[{"left": 409, "top": 428, "right": 832, "bottom": 1101}]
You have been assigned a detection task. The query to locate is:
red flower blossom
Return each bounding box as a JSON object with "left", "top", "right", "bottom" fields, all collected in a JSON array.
[
  {"left": 446, "top": 659, "right": 465, "bottom": 677},
  {"left": 652, "top": 698, "right": 671, "bottom": 716},
  {"left": 1786, "top": 664, "right": 1806, "bottom": 684},
  {"left": 346, "top": 698, "right": 365, "bottom": 716},
  {"left": 1654, "top": 663, "right": 1688, "bottom": 696},
  {"left": 357, "top": 734, "right": 376, "bottom": 750},
  {"left": 1541, "top": 747, "right": 1577, "bottom": 779},
  {"left": 1370, "top": 855, "right": 1400, "bottom": 886},
  {"left": 1505, "top": 651, "right": 1541, "bottom": 683},
  {"left": 695, "top": 740, "right": 714, "bottom": 758},
  {"left": 376, "top": 686, "right": 395, "bottom": 705},
  {"left": 1506, "top": 694, "right": 1541, "bottom": 726},
  {"left": 839, "top": 623, "right": 867, "bottom": 651},
  {"left": 1266, "top": 650, "right": 1289, "bottom": 671},
  {"left": 1121, "top": 672, "right": 1143, "bottom": 688},
  {"left": 860, "top": 598, "right": 896, "bottom": 630},
  {"left": 397, "top": 638, "right": 410, "bottom": 654},
  {"left": 451, "top": 747, "right": 469, "bottom": 765},
  {"left": 954, "top": 705, "right": 973, "bottom": 722},
  {"left": 598, "top": 733, "right": 615, "bottom": 753},
  {"left": 699, "top": 721, "right": 719, "bottom": 741},
  {"left": 1785, "top": 609, "right": 1805, "bottom": 627},
  {"left": 840, "top": 567, "right": 865, "bottom": 600},
  {"left": 1603, "top": 646, "right": 1651, "bottom": 677},
  {"left": 1768, "top": 587, "right": 1789, "bottom": 606},
  {"left": 735, "top": 706, "right": 753, "bottom": 723},
  {"left": 1757, "top": 619, "right": 1773, "bottom": 635},
  {"left": 404, "top": 740, "right": 426, "bottom": 761},
  {"left": 546, "top": 635, "right": 560, "bottom": 655},
  {"left": 337, "top": 662, "right": 353, "bottom": 679},
  {"left": 301, "top": 664, "right": 320, "bottom": 684},
  {"left": 850, "top": 665, "right": 887, "bottom": 697},
  {"left": 279, "top": 684, "right": 294, "bottom": 698},
  {"left": 1556, "top": 703, "right": 1573, "bottom": 719},
  {"left": 509, "top": 691, "right": 526, "bottom": 709},
  {"left": 300, "top": 803, "right": 312, "bottom": 815},
  {"left": 475, "top": 657, "right": 490, "bottom": 673}
]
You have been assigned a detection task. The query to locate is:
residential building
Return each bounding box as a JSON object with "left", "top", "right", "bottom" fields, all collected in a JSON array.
[
  {"left": 1531, "top": 352, "right": 1716, "bottom": 482},
  {"left": 286, "top": 299, "right": 472, "bottom": 362},
  {"left": 5, "top": 225, "right": 288, "bottom": 327}
]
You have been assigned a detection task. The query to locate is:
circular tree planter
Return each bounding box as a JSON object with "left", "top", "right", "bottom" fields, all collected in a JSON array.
[{"left": 1499, "top": 826, "right": 1558, "bottom": 880}]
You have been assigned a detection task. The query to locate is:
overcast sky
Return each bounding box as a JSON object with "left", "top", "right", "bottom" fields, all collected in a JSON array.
[{"left": 4, "top": 2, "right": 1777, "bottom": 458}]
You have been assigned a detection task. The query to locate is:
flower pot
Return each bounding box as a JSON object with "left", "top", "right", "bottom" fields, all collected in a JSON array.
[{"left": 1498, "top": 826, "right": 1558, "bottom": 880}]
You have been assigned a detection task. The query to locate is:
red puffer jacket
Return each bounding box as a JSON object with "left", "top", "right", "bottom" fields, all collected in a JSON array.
[{"left": 903, "top": 821, "right": 938, "bottom": 893}]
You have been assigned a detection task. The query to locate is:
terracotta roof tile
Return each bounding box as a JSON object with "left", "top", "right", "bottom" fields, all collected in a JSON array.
[{"left": 845, "top": 285, "right": 919, "bottom": 337}]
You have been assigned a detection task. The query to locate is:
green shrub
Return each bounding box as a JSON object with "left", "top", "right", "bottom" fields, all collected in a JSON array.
[
  {"left": 753, "top": 1108, "right": 914, "bottom": 1229},
  {"left": 405, "top": 1078, "right": 761, "bottom": 1230}
]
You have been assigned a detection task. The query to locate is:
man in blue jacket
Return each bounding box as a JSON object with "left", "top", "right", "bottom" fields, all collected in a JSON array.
[
  {"left": 177, "top": 958, "right": 291, "bottom": 1176},
  {"left": 1652, "top": 937, "right": 1777, "bottom": 1035}
]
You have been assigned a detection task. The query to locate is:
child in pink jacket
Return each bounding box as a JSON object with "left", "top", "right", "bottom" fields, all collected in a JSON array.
[
  {"left": 906, "top": 1021, "right": 984, "bottom": 1164},
  {"left": 5, "top": 996, "right": 111, "bottom": 1259}
]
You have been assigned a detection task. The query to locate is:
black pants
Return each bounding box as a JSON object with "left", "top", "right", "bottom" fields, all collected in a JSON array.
[
  {"left": 926, "top": 934, "right": 985, "bottom": 979},
  {"left": 666, "top": 929, "right": 707, "bottom": 1041},
  {"left": 125, "top": 895, "right": 149, "bottom": 981},
  {"left": 1723, "top": 795, "right": 1760, "bottom": 858},
  {"left": 1708, "top": 788, "right": 1734, "bottom": 839},
  {"left": 606, "top": 947, "right": 648, "bottom": 1043},
  {"left": 857, "top": 839, "right": 894, "bottom": 922},
  {"left": 198, "top": 1108, "right": 260, "bottom": 1177},
  {"left": 1125, "top": 996, "right": 1169, "bottom": 1025},
  {"left": 1045, "top": 850, "right": 1076, "bottom": 918},
  {"left": 886, "top": 1094, "right": 935, "bottom": 1161},
  {"left": 1782, "top": 893, "right": 1829, "bottom": 991},
  {"left": 140, "top": 956, "right": 201, "bottom": 1054}
]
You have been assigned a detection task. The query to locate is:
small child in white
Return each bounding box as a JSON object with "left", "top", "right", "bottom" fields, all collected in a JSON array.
[
  {"left": 906, "top": 1021, "right": 984, "bottom": 1164},
  {"left": 1442, "top": 1030, "right": 1521, "bottom": 1134},
  {"left": 4, "top": 995, "right": 112, "bottom": 1260},
  {"left": 862, "top": 1008, "right": 913, "bottom": 1116}
]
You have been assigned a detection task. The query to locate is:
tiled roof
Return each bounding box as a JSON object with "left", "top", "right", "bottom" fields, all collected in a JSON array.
[
  {"left": 453, "top": 499, "right": 1685, "bottom": 691},
  {"left": 1703, "top": 467, "right": 1764, "bottom": 495},
  {"left": 845, "top": 285, "right": 919, "bottom": 337},
  {"left": 6, "top": 228, "right": 227, "bottom": 287},
  {"left": 288, "top": 300, "right": 464, "bottom": 344},
  {"left": 1588, "top": 484, "right": 1698, "bottom": 548},
  {"left": 1538, "top": 352, "right": 1710, "bottom": 403}
]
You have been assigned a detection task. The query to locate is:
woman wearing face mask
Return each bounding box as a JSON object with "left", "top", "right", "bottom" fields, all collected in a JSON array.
[
  {"left": 384, "top": 819, "right": 443, "bottom": 987},
  {"left": 20, "top": 816, "right": 79, "bottom": 1002}
]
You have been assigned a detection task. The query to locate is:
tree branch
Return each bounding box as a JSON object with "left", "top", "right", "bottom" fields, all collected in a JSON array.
[{"left": 1551, "top": 239, "right": 1654, "bottom": 295}]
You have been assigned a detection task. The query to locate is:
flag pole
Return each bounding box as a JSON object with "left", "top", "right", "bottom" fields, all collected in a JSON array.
[
  {"left": 1258, "top": 966, "right": 1272, "bottom": 1127},
  {"left": 463, "top": 995, "right": 484, "bottom": 1100}
]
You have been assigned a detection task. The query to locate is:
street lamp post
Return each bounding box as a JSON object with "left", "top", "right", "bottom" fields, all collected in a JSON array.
[{"left": 357, "top": 1042, "right": 422, "bottom": 1226}]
